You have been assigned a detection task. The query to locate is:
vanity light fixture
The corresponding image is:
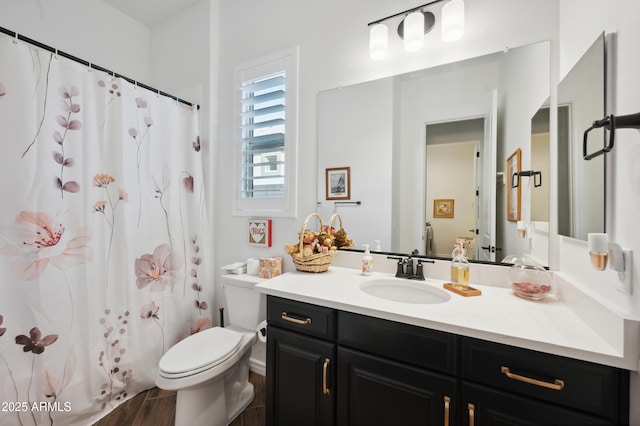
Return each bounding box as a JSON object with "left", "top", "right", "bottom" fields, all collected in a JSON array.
[
  {"left": 367, "top": 0, "right": 465, "bottom": 61},
  {"left": 587, "top": 233, "right": 634, "bottom": 295}
]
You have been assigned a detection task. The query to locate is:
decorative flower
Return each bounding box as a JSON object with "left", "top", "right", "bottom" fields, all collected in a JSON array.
[
  {"left": 140, "top": 302, "right": 160, "bottom": 320},
  {"left": 118, "top": 189, "right": 128, "bottom": 202},
  {"left": 135, "top": 97, "right": 148, "bottom": 108},
  {"left": 191, "top": 318, "right": 212, "bottom": 334},
  {"left": 93, "top": 201, "right": 107, "bottom": 213},
  {"left": 144, "top": 117, "right": 153, "bottom": 127},
  {"left": 0, "top": 82, "right": 6, "bottom": 97},
  {"left": 15, "top": 327, "right": 58, "bottom": 354},
  {"left": 183, "top": 175, "right": 194, "bottom": 193},
  {"left": 93, "top": 174, "right": 115, "bottom": 187},
  {"left": 0, "top": 211, "right": 92, "bottom": 280},
  {"left": 134, "top": 244, "right": 181, "bottom": 291},
  {"left": 192, "top": 136, "right": 201, "bottom": 152},
  {"left": 0, "top": 315, "right": 6, "bottom": 337}
]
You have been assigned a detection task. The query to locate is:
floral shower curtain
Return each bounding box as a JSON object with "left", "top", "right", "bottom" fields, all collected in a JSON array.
[{"left": 0, "top": 35, "right": 211, "bottom": 425}]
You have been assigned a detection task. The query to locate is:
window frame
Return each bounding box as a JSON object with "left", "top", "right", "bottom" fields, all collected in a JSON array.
[{"left": 232, "top": 47, "right": 298, "bottom": 217}]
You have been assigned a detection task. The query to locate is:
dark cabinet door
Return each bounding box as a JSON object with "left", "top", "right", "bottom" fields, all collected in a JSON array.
[
  {"left": 462, "top": 382, "right": 615, "bottom": 426},
  {"left": 337, "top": 347, "right": 457, "bottom": 426},
  {"left": 266, "top": 326, "right": 336, "bottom": 426}
]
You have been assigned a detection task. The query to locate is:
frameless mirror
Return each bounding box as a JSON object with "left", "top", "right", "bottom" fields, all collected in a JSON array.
[
  {"left": 557, "top": 33, "right": 606, "bottom": 240},
  {"left": 317, "top": 41, "right": 550, "bottom": 266}
]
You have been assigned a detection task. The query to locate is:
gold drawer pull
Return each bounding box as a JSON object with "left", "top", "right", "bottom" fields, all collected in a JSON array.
[
  {"left": 501, "top": 366, "right": 565, "bottom": 391},
  {"left": 468, "top": 403, "right": 475, "bottom": 426},
  {"left": 281, "top": 312, "right": 312, "bottom": 325},
  {"left": 322, "top": 358, "right": 331, "bottom": 395},
  {"left": 443, "top": 396, "right": 451, "bottom": 426}
]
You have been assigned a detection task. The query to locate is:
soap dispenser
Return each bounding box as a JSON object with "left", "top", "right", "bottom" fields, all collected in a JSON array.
[
  {"left": 450, "top": 241, "right": 469, "bottom": 289},
  {"left": 362, "top": 244, "right": 373, "bottom": 275}
]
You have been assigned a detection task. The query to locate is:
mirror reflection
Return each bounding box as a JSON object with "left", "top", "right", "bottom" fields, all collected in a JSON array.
[
  {"left": 317, "top": 41, "right": 550, "bottom": 266},
  {"left": 557, "top": 33, "right": 606, "bottom": 240}
]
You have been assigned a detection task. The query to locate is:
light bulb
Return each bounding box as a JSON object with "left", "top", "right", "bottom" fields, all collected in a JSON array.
[
  {"left": 403, "top": 11, "right": 424, "bottom": 52},
  {"left": 442, "top": 0, "right": 465, "bottom": 42},
  {"left": 369, "top": 23, "right": 388, "bottom": 61}
]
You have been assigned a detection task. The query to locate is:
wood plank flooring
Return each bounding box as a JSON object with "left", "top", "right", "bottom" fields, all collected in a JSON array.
[{"left": 94, "top": 372, "right": 265, "bottom": 426}]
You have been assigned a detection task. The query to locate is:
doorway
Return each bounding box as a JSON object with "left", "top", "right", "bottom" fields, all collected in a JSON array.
[{"left": 425, "top": 118, "right": 484, "bottom": 259}]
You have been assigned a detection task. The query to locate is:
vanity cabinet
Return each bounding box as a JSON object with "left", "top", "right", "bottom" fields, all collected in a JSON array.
[
  {"left": 266, "top": 297, "right": 336, "bottom": 426},
  {"left": 266, "top": 296, "right": 629, "bottom": 426}
]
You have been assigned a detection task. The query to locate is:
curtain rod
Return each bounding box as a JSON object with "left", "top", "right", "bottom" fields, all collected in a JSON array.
[{"left": 0, "top": 26, "right": 200, "bottom": 110}]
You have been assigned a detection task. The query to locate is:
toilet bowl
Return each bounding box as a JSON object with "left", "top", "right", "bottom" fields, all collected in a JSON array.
[{"left": 155, "top": 274, "right": 266, "bottom": 426}]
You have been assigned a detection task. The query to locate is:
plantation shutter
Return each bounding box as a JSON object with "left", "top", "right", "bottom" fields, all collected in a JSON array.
[{"left": 240, "top": 73, "right": 286, "bottom": 199}]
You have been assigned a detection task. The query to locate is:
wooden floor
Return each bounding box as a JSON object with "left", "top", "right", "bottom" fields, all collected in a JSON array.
[{"left": 94, "top": 372, "right": 265, "bottom": 426}]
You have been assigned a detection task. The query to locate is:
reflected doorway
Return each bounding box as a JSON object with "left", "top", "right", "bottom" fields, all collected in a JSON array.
[{"left": 425, "top": 118, "right": 485, "bottom": 259}]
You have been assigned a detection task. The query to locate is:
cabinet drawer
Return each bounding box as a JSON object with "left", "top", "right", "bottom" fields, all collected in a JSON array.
[
  {"left": 338, "top": 311, "right": 458, "bottom": 374},
  {"left": 462, "top": 382, "right": 614, "bottom": 426},
  {"left": 267, "top": 296, "right": 336, "bottom": 341},
  {"left": 461, "top": 337, "right": 629, "bottom": 421}
]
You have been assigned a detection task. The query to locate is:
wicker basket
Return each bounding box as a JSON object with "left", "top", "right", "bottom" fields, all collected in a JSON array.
[
  {"left": 328, "top": 213, "right": 354, "bottom": 249},
  {"left": 291, "top": 213, "right": 333, "bottom": 273}
]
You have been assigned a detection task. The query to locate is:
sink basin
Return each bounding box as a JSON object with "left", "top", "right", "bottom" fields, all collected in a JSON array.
[{"left": 359, "top": 279, "right": 451, "bottom": 304}]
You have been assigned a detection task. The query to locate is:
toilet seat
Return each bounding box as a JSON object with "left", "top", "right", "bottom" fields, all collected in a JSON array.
[{"left": 158, "top": 327, "right": 242, "bottom": 379}]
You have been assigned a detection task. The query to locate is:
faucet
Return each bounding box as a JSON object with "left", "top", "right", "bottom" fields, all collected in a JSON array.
[{"left": 388, "top": 256, "right": 433, "bottom": 280}]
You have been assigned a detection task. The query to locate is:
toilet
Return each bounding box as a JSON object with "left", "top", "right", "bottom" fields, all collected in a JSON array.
[{"left": 156, "top": 274, "right": 266, "bottom": 426}]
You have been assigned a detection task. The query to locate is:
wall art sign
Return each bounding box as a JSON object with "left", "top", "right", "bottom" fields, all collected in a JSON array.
[{"left": 249, "top": 218, "right": 272, "bottom": 247}]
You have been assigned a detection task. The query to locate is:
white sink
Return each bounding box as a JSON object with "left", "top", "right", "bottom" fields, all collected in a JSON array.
[{"left": 359, "top": 278, "right": 450, "bottom": 304}]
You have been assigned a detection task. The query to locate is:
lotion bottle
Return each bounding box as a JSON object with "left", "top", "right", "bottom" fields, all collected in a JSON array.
[
  {"left": 362, "top": 244, "right": 373, "bottom": 275},
  {"left": 450, "top": 241, "right": 469, "bottom": 289}
]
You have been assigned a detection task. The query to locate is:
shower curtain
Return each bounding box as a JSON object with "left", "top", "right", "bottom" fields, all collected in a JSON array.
[{"left": 0, "top": 35, "right": 211, "bottom": 425}]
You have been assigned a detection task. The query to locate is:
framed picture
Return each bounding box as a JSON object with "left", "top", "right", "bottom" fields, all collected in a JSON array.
[
  {"left": 507, "top": 148, "right": 522, "bottom": 222},
  {"left": 326, "top": 167, "right": 350, "bottom": 200},
  {"left": 433, "top": 199, "right": 454, "bottom": 218},
  {"left": 248, "top": 218, "right": 272, "bottom": 247}
]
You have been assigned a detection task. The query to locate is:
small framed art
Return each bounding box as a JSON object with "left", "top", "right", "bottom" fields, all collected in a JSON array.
[
  {"left": 248, "top": 218, "right": 272, "bottom": 247},
  {"left": 326, "top": 167, "right": 351, "bottom": 200},
  {"left": 433, "top": 199, "right": 454, "bottom": 218}
]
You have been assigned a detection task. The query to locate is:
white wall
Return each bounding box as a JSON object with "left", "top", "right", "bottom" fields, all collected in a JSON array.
[
  {"left": 317, "top": 78, "right": 394, "bottom": 251},
  {"left": 0, "top": 0, "right": 151, "bottom": 83}
]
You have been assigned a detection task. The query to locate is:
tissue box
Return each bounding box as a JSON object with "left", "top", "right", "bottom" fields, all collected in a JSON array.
[{"left": 259, "top": 257, "right": 282, "bottom": 278}]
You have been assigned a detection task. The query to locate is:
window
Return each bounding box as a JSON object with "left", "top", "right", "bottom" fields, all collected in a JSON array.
[{"left": 234, "top": 48, "right": 298, "bottom": 217}]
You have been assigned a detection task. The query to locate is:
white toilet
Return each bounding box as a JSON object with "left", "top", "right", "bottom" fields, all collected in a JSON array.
[{"left": 156, "top": 274, "right": 266, "bottom": 426}]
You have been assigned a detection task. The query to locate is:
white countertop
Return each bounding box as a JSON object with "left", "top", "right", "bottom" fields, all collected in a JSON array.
[{"left": 255, "top": 266, "right": 640, "bottom": 370}]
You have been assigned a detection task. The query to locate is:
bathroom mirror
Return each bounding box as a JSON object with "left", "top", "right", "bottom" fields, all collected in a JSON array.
[
  {"left": 317, "top": 41, "right": 550, "bottom": 266},
  {"left": 557, "top": 33, "right": 606, "bottom": 240}
]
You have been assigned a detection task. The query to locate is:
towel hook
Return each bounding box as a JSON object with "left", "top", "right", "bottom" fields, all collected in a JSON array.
[{"left": 583, "top": 112, "right": 640, "bottom": 160}]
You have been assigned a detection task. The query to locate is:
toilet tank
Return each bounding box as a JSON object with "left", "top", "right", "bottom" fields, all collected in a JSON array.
[{"left": 221, "top": 274, "right": 267, "bottom": 330}]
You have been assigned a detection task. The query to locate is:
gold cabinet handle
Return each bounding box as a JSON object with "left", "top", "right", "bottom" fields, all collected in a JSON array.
[
  {"left": 281, "top": 311, "right": 312, "bottom": 325},
  {"left": 468, "top": 403, "right": 475, "bottom": 426},
  {"left": 443, "top": 396, "right": 451, "bottom": 426},
  {"left": 501, "top": 366, "right": 565, "bottom": 391},
  {"left": 322, "top": 358, "right": 331, "bottom": 395}
]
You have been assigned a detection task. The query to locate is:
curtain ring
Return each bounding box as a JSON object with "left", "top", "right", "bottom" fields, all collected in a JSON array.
[
  {"left": 87, "top": 62, "right": 92, "bottom": 72},
  {"left": 13, "top": 33, "right": 18, "bottom": 44}
]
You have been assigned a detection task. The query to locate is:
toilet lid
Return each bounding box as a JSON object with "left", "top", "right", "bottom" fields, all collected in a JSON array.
[{"left": 159, "top": 327, "right": 242, "bottom": 375}]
